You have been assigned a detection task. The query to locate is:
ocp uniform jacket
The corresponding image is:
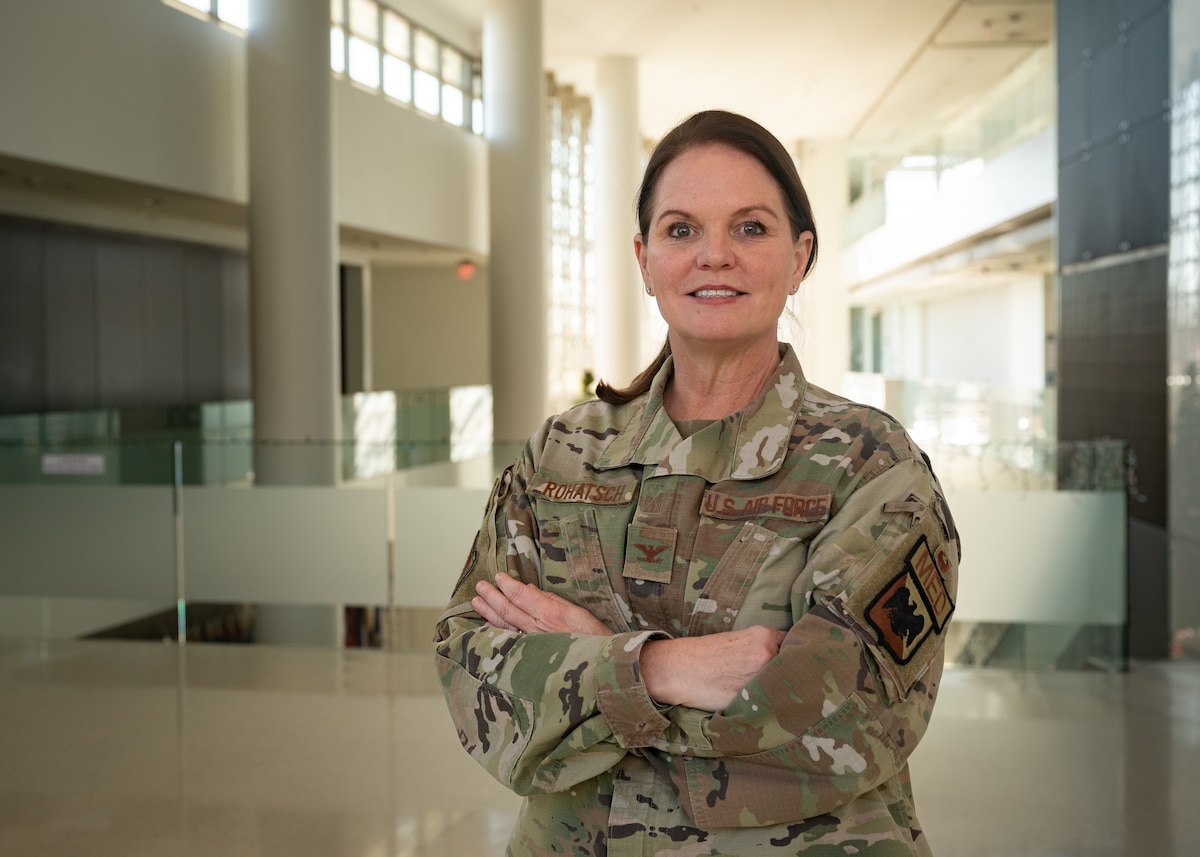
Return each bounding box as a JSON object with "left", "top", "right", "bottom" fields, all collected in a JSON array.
[{"left": 435, "top": 344, "right": 961, "bottom": 857}]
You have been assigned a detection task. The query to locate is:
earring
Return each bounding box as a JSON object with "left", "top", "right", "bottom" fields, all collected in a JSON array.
[{"left": 645, "top": 286, "right": 653, "bottom": 295}]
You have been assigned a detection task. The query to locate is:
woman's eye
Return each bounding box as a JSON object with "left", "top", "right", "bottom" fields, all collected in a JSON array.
[
  {"left": 667, "top": 223, "right": 693, "bottom": 239},
  {"left": 739, "top": 221, "right": 766, "bottom": 236}
]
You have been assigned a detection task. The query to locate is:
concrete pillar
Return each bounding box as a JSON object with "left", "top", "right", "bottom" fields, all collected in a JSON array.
[
  {"left": 593, "top": 56, "right": 643, "bottom": 389},
  {"left": 484, "top": 0, "right": 547, "bottom": 447},
  {"left": 793, "top": 138, "right": 850, "bottom": 391},
  {"left": 246, "top": 0, "right": 342, "bottom": 647},
  {"left": 246, "top": 0, "right": 340, "bottom": 486}
]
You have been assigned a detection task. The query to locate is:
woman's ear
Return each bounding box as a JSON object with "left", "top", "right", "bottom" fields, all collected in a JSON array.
[
  {"left": 792, "top": 230, "right": 815, "bottom": 285},
  {"left": 634, "top": 233, "right": 652, "bottom": 291}
]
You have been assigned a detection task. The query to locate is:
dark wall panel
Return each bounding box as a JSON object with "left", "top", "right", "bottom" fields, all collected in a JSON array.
[
  {"left": 1083, "top": 0, "right": 1124, "bottom": 49},
  {"left": 96, "top": 238, "right": 145, "bottom": 405},
  {"left": 141, "top": 243, "right": 187, "bottom": 403},
  {"left": 1058, "top": 65, "right": 1088, "bottom": 160},
  {"left": 1126, "top": 5, "right": 1170, "bottom": 125},
  {"left": 184, "top": 245, "right": 225, "bottom": 403},
  {"left": 1057, "top": 0, "right": 1171, "bottom": 266},
  {"left": 0, "top": 222, "right": 45, "bottom": 412},
  {"left": 1058, "top": 253, "right": 1168, "bottom": 527},
  {"left": 221, "top": 253, "right": 251, "bottom": 399},
  {"left": 1058, "top": 139, "right": 1124, "bottom": 263},
  {"left": 0, "top": 216, "right": 251, "bottom": 416},
  {"left": 1088, "top": 38, "right": 1125, "bottom": 142},
  {"left": 44, "top": 230, "right": 97, "bottom": 409},
  {"left": 1122, "top": 114, "right": 1171, "bottom": 249}
]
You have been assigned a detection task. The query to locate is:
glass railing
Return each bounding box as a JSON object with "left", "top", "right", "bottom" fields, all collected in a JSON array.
[
  {"left": 0, "top": 389, "right": 1132, "bottom": 670},
  {"left": 0, "top": 385, "right": 493, "bottom": 486},
  {"left": 844, "top": 43, "right": 1055, "bottom": 244}
]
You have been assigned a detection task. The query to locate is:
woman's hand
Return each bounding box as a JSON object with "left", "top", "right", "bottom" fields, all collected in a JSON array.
[
  {"left": 640, "top": 626, "right": 786, "bottom": 712},
  {"left": 472, "top": 573, "right": 613, "bottom": 636}
]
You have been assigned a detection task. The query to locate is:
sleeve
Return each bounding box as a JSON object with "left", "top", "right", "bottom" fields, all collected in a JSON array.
[
  {"left": 432, "top": 427, "right": 671, "bottom": 796},
  {"left": 647, "top": 457, "right": 961, "bottom": 828}
]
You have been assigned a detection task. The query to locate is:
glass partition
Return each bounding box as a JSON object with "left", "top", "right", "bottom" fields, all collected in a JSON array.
[
  {"left": 0, "top": 383, "right": 1134, "bottom": 670},
  {"left": 0, "top": 385, "right": 492, "bottom": 486},
  {"left": 845, "top": 44, "right": 1055, "bottom": 244}
]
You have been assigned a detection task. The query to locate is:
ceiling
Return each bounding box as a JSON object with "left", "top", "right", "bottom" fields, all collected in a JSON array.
[
  {"left": 0, "top": 0, "right": 1056, "bottom": 271},
  {"left": 447, "top": 0, "right": 1054, "bottom": 158}
]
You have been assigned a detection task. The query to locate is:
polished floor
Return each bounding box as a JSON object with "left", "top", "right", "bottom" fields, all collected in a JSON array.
[{"left": 1, "top": 636, "right": 1198, "bottom": 857}]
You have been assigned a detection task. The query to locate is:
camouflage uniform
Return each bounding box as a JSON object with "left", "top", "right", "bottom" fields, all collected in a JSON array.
[{"left": 435, "top": 344, "right": 960, "bottom": 856}]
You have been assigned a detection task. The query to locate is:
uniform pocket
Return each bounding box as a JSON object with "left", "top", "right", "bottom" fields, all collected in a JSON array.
[
  {"left": 555, "top": 509, "right": 633, "bottom": 632},
  {"left": 437, "top": 653, "right": 537, "bottom": 788},
  {"left": 682, "top": 692, "right": 902, "bottom": 827},
  {"left": 687, "top": 521, "right": 802, "bottom": 635}
]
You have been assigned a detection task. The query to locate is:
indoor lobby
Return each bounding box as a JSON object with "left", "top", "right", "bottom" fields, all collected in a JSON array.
[{"left": 3, "top": 0, "right": 1200, "bottom": 855}]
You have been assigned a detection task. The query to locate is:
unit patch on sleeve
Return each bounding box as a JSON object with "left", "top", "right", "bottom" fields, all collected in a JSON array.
[{"left": 865, "top": 534, "right": 954, "bottom": 665}]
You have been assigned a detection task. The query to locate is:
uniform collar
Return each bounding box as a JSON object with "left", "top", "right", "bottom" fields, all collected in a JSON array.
[{"left": 594, "top": 344, "right": 808, "bottom": 481}]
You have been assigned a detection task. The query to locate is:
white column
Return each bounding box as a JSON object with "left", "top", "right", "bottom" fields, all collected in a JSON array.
[
  {"left": 246, "top": 0, "right": 341, "bottom": 647},
  {"left": 593, "top": 56, "right": 643, "bottom": 389},
  {"left": 484, "top": 0, "right": 547, "bottom": 447},
  {"left": 246, "top": 0, "right": 340, "bottom": 486},
  {"left": 793, "top": 139, "right": 850, "bottom": 391}
]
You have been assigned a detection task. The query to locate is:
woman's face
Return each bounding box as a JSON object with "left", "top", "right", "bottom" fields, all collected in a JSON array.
[{"left": 635, "top": 144, "right": 814, "bottom": 360}]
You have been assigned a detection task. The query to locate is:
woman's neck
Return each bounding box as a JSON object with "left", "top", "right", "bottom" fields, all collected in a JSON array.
[{"left": 664, "top": 339, "right": 781, "bottom": 421}]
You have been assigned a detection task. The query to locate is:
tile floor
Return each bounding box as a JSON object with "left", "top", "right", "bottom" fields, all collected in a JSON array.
[{"left": 0, "top": 636, "right": 1197, "bottom": 856}]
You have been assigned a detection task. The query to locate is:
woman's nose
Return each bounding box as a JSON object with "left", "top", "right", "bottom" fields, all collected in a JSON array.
[{"left": 697, "top": 231, "right": 734, "bottom": 268}]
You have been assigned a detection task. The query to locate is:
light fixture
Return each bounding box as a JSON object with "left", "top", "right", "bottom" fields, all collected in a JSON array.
[{"left": 456, "top": 259, "right": 477, "bottom": 281}]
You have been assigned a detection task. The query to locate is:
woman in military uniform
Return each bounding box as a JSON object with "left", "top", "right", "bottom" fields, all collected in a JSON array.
[{"left": 435, "top": 109, "right": 960, "bottom": 856}]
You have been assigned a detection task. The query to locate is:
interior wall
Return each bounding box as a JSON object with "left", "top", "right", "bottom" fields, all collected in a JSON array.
[
  {"left": 0, "top": 0, "right": 488, "bottom": 255},
  {"left": 369, "top": 264, "right": 489, "bottom": 392},
  {"left": 335, "top": 83, "right": 489, "bottom": 255},
  {"left": 1057, "top": 0, "right": 1171, "bottom": 658},
  {"left": 0, "top": 0, "right": 247, "bottom": 201},
  {"left": 0, "top": 216, "right": 250, "bottom": 415},
  {"left": 920, "top": 278, "right": 1045, "bottom": 389}
]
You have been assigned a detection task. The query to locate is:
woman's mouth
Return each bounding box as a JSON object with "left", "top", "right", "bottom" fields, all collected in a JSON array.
[{"left": 691, "top": 289, "right": 740, "bottom": 298}]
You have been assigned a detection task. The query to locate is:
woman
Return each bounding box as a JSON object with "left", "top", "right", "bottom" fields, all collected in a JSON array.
[{"left": 435, "top": 110, "right": 960, "bottom": 856}]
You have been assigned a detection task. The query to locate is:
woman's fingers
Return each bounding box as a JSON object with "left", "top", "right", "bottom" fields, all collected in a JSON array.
[
  {"left": 474, "top": 575, "right": 612, "bottom": 636},
  {"left": 472, "top": 579, "right": 532, "bottom": 632}
]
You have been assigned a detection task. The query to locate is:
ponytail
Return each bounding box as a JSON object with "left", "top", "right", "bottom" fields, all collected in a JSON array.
[{"left": 595, "top": 340, "right": 670, "bottom": 405}]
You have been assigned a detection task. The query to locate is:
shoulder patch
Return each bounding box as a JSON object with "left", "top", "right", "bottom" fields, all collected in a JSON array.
[{"left": 864, "top": 534, "right": 954, "bottom": 665}]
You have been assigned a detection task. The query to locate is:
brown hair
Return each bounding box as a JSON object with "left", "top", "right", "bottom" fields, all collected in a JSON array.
[{"left": 596, "top": 110, "right": 819, "bottom": 405}]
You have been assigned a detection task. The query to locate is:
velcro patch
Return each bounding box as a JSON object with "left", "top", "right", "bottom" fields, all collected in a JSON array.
[
  {"left": 701, "top": 489, "right": 830, "bottom": 523},
  {"left": 529, "top": 476, "right": 636, "bottom": 505},
  {"left": 865, "top": 535, "right": 954, "bottom": 664},
  {"left": 623, "top": 523, "right": 677, "bottom": 584}
]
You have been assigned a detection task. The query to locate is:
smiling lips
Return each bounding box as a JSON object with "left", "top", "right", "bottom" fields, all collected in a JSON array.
[{"left": 691, "top": 288, "right": 741, "bottom": 298}]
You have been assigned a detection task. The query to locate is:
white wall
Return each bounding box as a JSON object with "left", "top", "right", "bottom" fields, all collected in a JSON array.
[
  {"left": 0, "top": 0, "right": 488, "bottom": 255},
  {"left": 335, "top": 83, "right": 488, "bottom": 254},
  {"left": 920, "top": 275, "right": 1045, "bottom": 388},
  {"left": 370, "top": 264, "right": 490, "bottom": 391},
  {"left": 0, "top": 0, "right": 247, "bottom": 201}
]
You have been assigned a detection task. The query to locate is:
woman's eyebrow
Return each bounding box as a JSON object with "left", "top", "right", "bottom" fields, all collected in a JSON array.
[{"left": 654, "top": 204, "right": 779, "bottom": 224}]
